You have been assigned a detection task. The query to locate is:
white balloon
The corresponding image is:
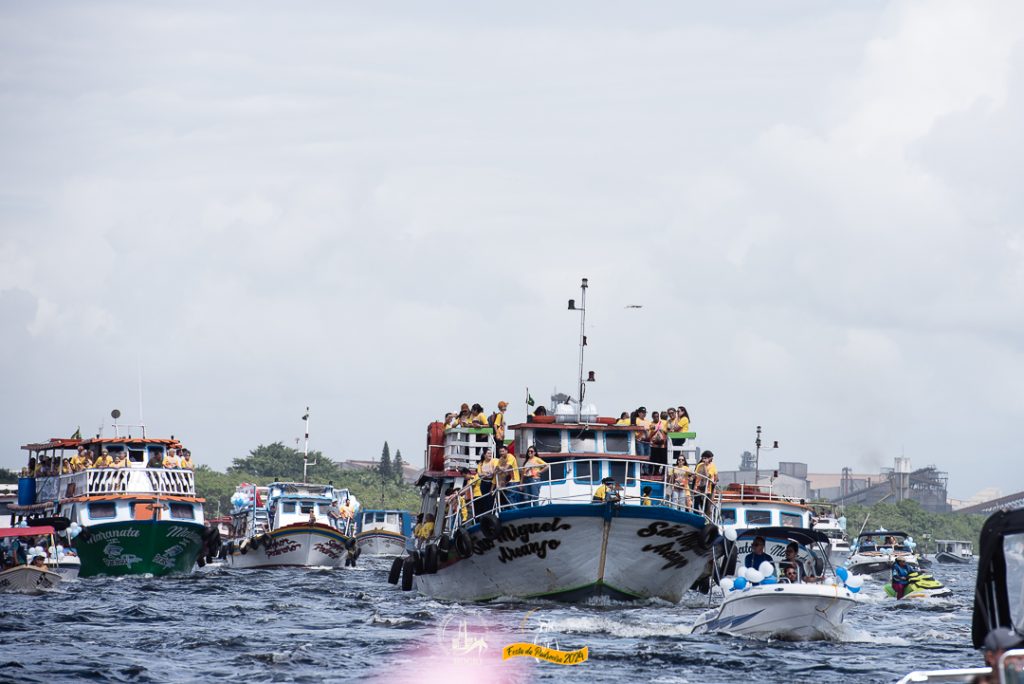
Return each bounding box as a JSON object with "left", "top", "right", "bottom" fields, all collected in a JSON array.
[
  {"left": 758, "top": 561, "right": 775, "bottom": 577},
  {"left": 746, "top": 569, "right": 764, "bottom": 584},
  {"left": 846, "top": 574, "right": 864, "bottom": 588},
  {"left": 724, "top": 526, "right": 738, "bottom": 542},
  {"left": 719, "top": 577, "right": 734, "bottom": 592}
]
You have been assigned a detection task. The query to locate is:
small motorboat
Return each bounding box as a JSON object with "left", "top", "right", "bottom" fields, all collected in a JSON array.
[
  {"left": 691, "top": 527, "right": 861, "bottom": 641},
  {"left": 846, "top": 530, "right": 917, "bottom": 577},
  {"left": 934, "top": 539, "right": 974, "bottom": 564},
  {"left": 884, "top": 569, "right": 953, "bottom": 599},
  {"left": 0, "top": 564, "right": 63, "bottom": 594}
]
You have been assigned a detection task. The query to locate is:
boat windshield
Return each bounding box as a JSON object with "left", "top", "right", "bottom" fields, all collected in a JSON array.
[{"left": 1008, "top": 532, "right": 1024, "bottom": 635}]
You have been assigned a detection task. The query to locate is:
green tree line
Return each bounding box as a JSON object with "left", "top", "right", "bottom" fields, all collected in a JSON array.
[
  {"left": 194, "top": 441, "right": 419, "bottom": 517},
  {"left": 840, "top": 499, "right": 988, "bottom": 551}
]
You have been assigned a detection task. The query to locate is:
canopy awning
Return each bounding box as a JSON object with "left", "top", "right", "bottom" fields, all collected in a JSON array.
[
  {"left": 738, "top": 526, "right": 830, "bottom": 546},
  {"left": 0, "top": 526, "right": 56, "bottom": 538},
  {"left": 856, "top": 530, "right": 910, "bottom": 539}
]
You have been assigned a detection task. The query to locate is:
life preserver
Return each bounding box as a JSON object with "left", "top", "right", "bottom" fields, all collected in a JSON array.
[
  {"left": 479, "top": 514, "right": 501, "bottom": 541},
  {"left": 401, "top": 556, "right": 415, "bottom": 591},
  {"left": 425, "top": 544, "right": 439, "bottom": 574},
  {"left": 427, "top": 421, "right": 446, "bottom": 471},
  {"left": 454, "top": 529, "right": 473, "bottom": 559},
  {"left": 388, "top": 557, "right": 404, "bottom": 584}
]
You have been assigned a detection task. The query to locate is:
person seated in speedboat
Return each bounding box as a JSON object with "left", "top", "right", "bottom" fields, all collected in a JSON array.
[
  {"left": 860, "top": 536, "right": 877, "bottom": 552},
  {"left": 782, "top": 565, "right": 800, "bottom": 583},
  {"left": 29, "top": 554, "right": 46, "bottom": 569},
  {"left": 745, "top": 536, "right": 774, "bottom": 572},
  {"left": 779, "top": 542, "right": 822, "bottom": 583},
  {"left": 891, "top": 556, "right": 911, "bottom": 598},
  {"left": 592, "top": 477, "right": 622, "bottom": 503},
  {"left": 974, "top": 627, "right": 1024, "bottom": 684}
]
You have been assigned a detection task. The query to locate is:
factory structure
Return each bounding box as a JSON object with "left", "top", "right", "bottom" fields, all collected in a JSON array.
[{"left": 716, "top": 452, "right": 952, "bottom": 513}]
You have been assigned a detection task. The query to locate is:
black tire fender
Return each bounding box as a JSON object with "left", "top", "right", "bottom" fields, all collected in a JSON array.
[
  {"left": 438, "top": 534, "right": 452, "bottom": 553},
  {"left": 387, "top": 557, "right": 403, "bottom": 585},
  {"left": 699, "top": 523, "right": 719, "bottom": 550},
  {"left": 401, "top": 556, "right": 415, "bottom": 591},
  {"left": 239, "top": 540, "right": 249, "bottom": 555},
  {"left": 424, "top": 544, "right": 439, "bottom": 574},
  {"left": 411, "top": 550, "right": 424, "bottom": 575},
  {"left": 479, "top": 514, "right": 501, "bottom": 541},
  {"left": 454, "top": 529, "right": 473, "bottom": 559}
]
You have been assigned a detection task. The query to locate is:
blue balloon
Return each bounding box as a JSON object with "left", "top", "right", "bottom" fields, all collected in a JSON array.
[
  {"left": 761, "top": 576, "right": 778, "bottom": 585},
  {"left": 848, "top": 584, "right": 861, "bottom": 593},
  {"left": 732, "top": 576, "right": 748, "bottom": 591},
  {"left": 836, "top": 567, "right": 849, "bottom": 582}
]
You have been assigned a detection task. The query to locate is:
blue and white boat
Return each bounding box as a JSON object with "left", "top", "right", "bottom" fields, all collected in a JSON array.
[{"left": 355, "top": 509, "right": 414, "bottom": 557}]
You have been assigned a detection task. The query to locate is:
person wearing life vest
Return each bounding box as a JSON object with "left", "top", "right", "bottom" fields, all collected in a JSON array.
[
  {"left": 592, "top": 477, "right": 622, "bottom": 503},
  {"left": 891, "top": 556, "right": 911, "bottom": 598}
]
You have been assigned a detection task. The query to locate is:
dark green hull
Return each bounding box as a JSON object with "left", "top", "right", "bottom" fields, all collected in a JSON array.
[{"left": 76, "top": 520, "right": 204, "bottom": 578}]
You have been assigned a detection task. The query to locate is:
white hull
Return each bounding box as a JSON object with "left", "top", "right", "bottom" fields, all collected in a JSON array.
[
  {"left": 847, "top": 552, "right": 917, "bottom": 577},
  {"left": 48, "top": 556, "right": 81, "bottom": 580},
  {"left": 0, "top": 566, "right": 63, "bottom": 594},
  {"left": 414, "top": 505, "right": 715, "bottom": 602},
  {"left": 356, "top": 531, "right": 407, "bottom": 557},
  {"left": 692, "top": 583, "right": 858, "bottom": 640},
  {"left": 226, "top": 524, "right": 352, "bottom": 569}
]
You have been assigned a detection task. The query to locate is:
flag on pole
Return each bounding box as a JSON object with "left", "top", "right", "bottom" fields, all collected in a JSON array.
[
  {"left": 71, "top": 426, "right": 81, "bottom": 440},
  {"left": 526, "top": 388, "right": 535, "bottom": 407}
]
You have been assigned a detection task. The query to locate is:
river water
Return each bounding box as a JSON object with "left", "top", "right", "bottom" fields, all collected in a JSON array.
[{"left": 0, "top": 558, "right": 981, "bottom": 683}]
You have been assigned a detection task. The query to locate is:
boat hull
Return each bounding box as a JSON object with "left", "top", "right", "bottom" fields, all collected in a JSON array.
[
  {"left": 934, "top": 552, "right": 972, "bottom": 565},
  {"left": 691, "top": 584, "right": 858, "bottom": 640},
  {"left": 0, "top": 566, "right": 63, "bottom": 594},
  {"left": 355, "top": 530, "right": 407, "bottom": 557},
  {"left": 76, "top": 520, "right": 204, "bottom": 577},
  {"left": 414, "top": 504, "right": 715, "bottom": 603},
  {"left": 226, "top": 524, "right": 353, "bottom": 569}
]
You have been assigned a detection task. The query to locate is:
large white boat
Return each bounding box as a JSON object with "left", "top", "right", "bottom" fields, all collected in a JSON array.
[
  {"left": 692, "top": 527, "right": 859, "bottom": 641},
  {"left": 388, "top": 414, "right": 721, "bottom": 602},
  {"left": 223, "top": 482, "right": 360, "bottom": 569},
  {"left": 847, "top": 530, "right": 918, "bottom": 577},
  {"left": 355, "top": 510, "right": 414, "bottom": 557},
  {"left": 810, "top": 506, "right": 851, "bottom": 560}
]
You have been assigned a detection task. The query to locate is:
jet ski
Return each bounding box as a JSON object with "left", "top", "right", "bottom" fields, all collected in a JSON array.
[{"left": 884, "top": 570, "right": 953, "bottom": 599}]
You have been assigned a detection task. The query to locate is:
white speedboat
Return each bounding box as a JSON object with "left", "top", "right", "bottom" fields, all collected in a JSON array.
[
  {"left": 811, "top": 512, "right": 851, "bottom": 561},
  {"left": 691, "top": 527, "right": 859, "bottom": 641},
  {"left": 356, "top": 510, "right": 414, "bottom": 557},
  {"left": 846, "top": 530, "right": 917, "bottom": 577},
  {"left": 223, "top": 482, "right": 360, "bottom": 569}
]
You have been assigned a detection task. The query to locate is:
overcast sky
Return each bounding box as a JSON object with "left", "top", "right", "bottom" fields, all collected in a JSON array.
[{"left": 2, "top": 1, "right": 1022, "bottom": 501}]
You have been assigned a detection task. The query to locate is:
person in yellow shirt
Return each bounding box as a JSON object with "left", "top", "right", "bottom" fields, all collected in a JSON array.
[
  {"left": 495, "top": 446, "right": 521, "bottom": 506},
  {"left": 521, "top": 446, "right": 548, "bottom": 506},
  {"left": 592, "top": 477, "right": 622, "bottom": 503},
  {"left": 614, "top": 412, "right": 631, "bottom": 426},
  {"left": 94, "top": 450, "right": 114, "bottom": 468},
  {"left": 415, "top": 514, "right": 435, "bottom": 540},
  {"left": 492, "top": 401, "right": 508, "bottom": 441},
  {"left": 470, "top": 403, "right": 488, "bottom": 427},
  {"left": 694, "top": 451, "right": 718, "bottom": 516},
  {"left": 475, "top": 450, "right": 496, "bottom": 514},
  {"left": 111, "top": 452, "right": 129, "bottom": 468},
  {"left": 179, "top": 450, "right": 194, "bottom": 469},
  {"left": 633, "top": 407, "right": 651, "bottom": 459},
  {"left": 162, "top": 448, "right": 180, "bottom": 469},
  {"left": 70, "top": 447, "right": 88, "bottom": 472},
  {"left": 641, "top": 486, "right": 653, "bottom": 506}
]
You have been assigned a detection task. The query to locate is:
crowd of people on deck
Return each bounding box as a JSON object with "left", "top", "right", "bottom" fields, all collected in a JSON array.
[
  {"left": 435, "top": 400, "right": 718, "bottom": 524},
  {"left": 23, "top": 445, "right": 195, "bottom": 477}
]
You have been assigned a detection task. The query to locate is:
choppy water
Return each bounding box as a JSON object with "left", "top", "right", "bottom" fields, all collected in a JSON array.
[{"left": 0, "top": 559, "right": 981, "bottom": 683}]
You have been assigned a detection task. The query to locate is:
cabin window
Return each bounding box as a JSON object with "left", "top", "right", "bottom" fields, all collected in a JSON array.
[
  {"left": 720, "top": 508, "right": 737, "bottom": 525},
  {"left": 300, "top": 503, "right": 314, "bottom": 514},
  {"left": 574, "top": 460, "right": 601, "bottom": 484},
  {"left": 169, "top": 503, "right": 195, "bottom": 520},
  {"left": 746, "top": 510, "right": 772, "bottom": 526},
  {"left": 386, "top": 513, "right": 398, "bottom": 525},
  {"left": 533, "top": 430, "right": 563, "bottom": 453},
  {"left": 608, "top": 461, "right": 636, "bottom": 487},
  {"left": 569, "top": 431, "right": 597, "bottom": 453},
  {"left": 282, "top": 502, "right": 296, "bottom": 514},
  {"left": 546, "top": 459, "right": 567, "bottom": 483},
  {"left": 375, "top": 512, "right": 386, "bottom": 522},
  {"left": 130, "top": 449, "right": 145, "bottom": 463},
  {"left": 88, "top": 502, "right": 117, "bottom": 519},
  {"left": 604, "top": 432, "right": 630, "bottom": 454},
  {"left": 781, "top": 512, "right": 802, "bottom": 528},
  {"left": 107, "top": 445, "right": 126, "bottom": 458}
]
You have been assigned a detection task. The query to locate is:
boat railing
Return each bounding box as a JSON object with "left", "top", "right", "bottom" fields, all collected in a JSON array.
[
  {"left": 438, "top": 457, "right": 722, "bottom": 539},
  {"left": 36, "top": 467, "right": 197, "bottom": 500},
  {"left": 440, "top": 427, "right": 496, "bottom": 471}
]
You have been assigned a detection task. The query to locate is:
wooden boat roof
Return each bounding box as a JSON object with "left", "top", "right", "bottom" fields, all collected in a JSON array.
[
  {"left": 0, "top": 526, "right": 55, "bottom": 538},
  {"left": 22, "top": 437, "right": 182, "bottom": 451}
]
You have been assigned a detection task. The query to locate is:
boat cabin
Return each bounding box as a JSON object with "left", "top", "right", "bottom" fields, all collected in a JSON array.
[
  {"left": 935, "top": 539, "right": 973, "bottom": 557},
  {"left": 718, "top": 483, "right": 813, "bottom": 530},
  {"left": 358, "top": 510, "right": 414, "bottom": 537},
  {"left": 229, "top": 482, "right": 359, "bottom": 537}
]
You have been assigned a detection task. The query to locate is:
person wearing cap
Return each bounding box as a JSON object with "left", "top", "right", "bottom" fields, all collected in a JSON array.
[
  {"left": 592, "top": 477, "right": 622, "bottom": 503},
  {"left": 94, "top": 449, "right": 114, "bottom": 469},
  {"left": 977, "top": 627, "right": 1024, "bottom": 684},
  {"left": 891, "top": 555, "right": 911, "bottom": 599},
  {"left": 492, "top": 401, "right": 509, "bottom": 441}
]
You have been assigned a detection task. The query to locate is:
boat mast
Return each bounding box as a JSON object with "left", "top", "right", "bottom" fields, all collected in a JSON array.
[
  {"left": 567, "top": 277, "right": 588, "bottom": 422},
  {"left": 301, "top": 407, "right": 314, "bottom": 484}
]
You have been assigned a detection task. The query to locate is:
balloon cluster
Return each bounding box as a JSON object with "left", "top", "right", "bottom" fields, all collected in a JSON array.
[
  {"left": 835, "top": 565, "right": 862, "bottom": 592},
  {"left": 230, "top": 491, "right": 253, "bottom": 510},
  {"left": 68, "top": 522, "right": 82, "bottom": 539}
]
